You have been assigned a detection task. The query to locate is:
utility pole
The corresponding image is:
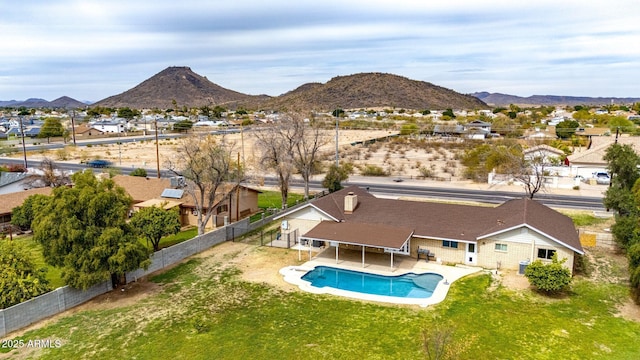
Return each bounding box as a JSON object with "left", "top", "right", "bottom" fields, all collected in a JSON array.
[
  {"left": 70, "top": 110, "right": 77, "bottom": 145},
  {"left": 19, "top": 115, "right": 27, "bottom": 169},
  {"left": 155, "top": 118, "right": 160, "bottom": 178},
  {"left": 335, "top": 108, "right": 339, "bottom": 167}
]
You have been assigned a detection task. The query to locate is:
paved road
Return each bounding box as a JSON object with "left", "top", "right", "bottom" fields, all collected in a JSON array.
[
  {"left": 270, "top": 177, "right": 606, "bottom": 211},
  {"left": 0, "top": 155, "right": 605, "bottom": 211}
]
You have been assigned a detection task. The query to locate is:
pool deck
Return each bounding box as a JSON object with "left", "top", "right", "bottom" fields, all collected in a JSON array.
[{"left": 280, "top": 247, "right": 483, "bottom": 307}]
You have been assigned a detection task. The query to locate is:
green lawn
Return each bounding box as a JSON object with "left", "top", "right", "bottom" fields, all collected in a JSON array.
[
  {"left": 6, "top": 245, "right": 640, "bottom": 359},
  {"left": 138, "top": 227, "right": 198, "bottom": 250},
  {"left": 12, "top": 235, "right": 65, "bottom": 289},
  {"left": 257, "top": 190, "right": 305, "bottom": 209}
]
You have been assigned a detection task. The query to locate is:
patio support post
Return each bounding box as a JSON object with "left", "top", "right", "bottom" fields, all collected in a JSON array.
[
  {"left": 335, "top": 245, "right": 338, "bottom": 264},
  {"left": 362, "top": 246, "right": 365, "bottom": 268},
  {"left": 391, "top": 252, "right": 394, "bottom": 270}
]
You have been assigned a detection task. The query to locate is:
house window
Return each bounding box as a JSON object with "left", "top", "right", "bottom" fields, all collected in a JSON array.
[
  {"left": 495, "top": 243, "right": 508, "bottom": 252},
  {"left": 443, "top": 240, "right": 458, "bottom": 249},
  {"left": 537, "top": 248, "right": 556, "bottom": 260},
  {"left": 217, "top": 204, "right": 229, "bottom": 214}
]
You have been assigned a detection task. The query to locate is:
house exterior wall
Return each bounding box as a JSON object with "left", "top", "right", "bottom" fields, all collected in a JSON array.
[
  {"left": 281, "top": 206, "right": 335, "bottom": 241},
  {"left": 411, "top": 238, "right": 466, "bottom": 264},
  {"left": 411, "top": 227, "right": 576, "bottom": 273}
]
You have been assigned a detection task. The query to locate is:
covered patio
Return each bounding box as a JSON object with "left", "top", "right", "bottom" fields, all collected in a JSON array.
[{"left": 299, "top": 221, "right": 413, "bottom": 270}]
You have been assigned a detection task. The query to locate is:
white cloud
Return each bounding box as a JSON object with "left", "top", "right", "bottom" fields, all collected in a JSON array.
[{"left": 1, "top": 0, "right": 639, "bottom": 100}]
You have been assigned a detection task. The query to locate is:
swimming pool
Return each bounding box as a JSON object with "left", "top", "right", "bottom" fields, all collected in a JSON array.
[{"left": 301, "top": 266, "right": 443, "bottom": 299}]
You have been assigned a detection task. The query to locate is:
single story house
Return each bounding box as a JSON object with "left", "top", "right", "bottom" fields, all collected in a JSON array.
[
  {"left": 112, "top": 175, "right": 260, "bottom": 228},
  {"left": 523, "top": 144, "right": 565, "bottom": 165},
  {"left": 566, "top": 135, "right": 639, "bottom": 177},
  {"left": 0, "top": 187, "right": 53, "bottom": 229},
  {"left": 75, "top": 123, "right": 105, "bottom": 137},
  {"left": 276, "top": 186, "right": 583, "bottom": 274}
]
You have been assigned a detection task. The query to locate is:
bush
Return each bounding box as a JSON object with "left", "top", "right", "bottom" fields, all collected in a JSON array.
[
  {"left": 130, "top": 168, "right": 148, "bottom": 177},
  {"left": 524, "top": 254, "right": 572, "bottom": 293},
  {"left": 361, "top": 164, "right": 387, "bottom": 176}
]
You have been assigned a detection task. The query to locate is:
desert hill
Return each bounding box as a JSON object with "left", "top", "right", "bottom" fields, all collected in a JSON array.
[
  {"left": 94, "top": 67, "right": 267, "bottom": 109},
  {"left": 473, "top": 92, "right": 640, "bottom": 106},
  {"left": 258, "top": 72, "right": 488, "bottom": 111},
  {"left": 0, "top": 96, "right": 86, "bottom": 108},
  {"left": 94, "top": 68, "right": 487, "bottom": 111}
]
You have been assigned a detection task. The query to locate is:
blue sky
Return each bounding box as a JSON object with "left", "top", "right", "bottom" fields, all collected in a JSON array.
[{"left": 1, "top": 0, "right": 639, "bottom": 102}]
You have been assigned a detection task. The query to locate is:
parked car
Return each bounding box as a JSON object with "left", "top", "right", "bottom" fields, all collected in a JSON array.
[{"left": 592, "top": 172, "right": 611, "bottom": 185}]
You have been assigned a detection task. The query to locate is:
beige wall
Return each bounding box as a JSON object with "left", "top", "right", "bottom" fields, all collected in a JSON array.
[
  {"left": 410, "top": 227, "right": 577, "bottom": 273},
  {"left": 178, "top": 188, "right": 260, "bottom": 229},
  {"left": 411, "top": 238, "right": 466, "bottom": 264}
]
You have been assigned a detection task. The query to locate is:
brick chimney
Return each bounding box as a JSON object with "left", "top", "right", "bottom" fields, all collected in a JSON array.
[{"left": 344, "top": 192, "right": 358, "bottom": 214}]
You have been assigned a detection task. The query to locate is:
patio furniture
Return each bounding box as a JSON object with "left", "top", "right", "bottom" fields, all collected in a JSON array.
[{"left": 417, "top": 247, "right": 435, "bottom": 262}]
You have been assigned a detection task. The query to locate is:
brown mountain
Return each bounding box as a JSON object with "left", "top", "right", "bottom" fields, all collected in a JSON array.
[
  {"left": 259, "top": 73, "right": 488, "bottom": 111},
  {"left": 94, "top": 66, "right": 266, "bottom": 109},
  {"left": 94, "top": 67, "right": 486, "bottom": 110}
]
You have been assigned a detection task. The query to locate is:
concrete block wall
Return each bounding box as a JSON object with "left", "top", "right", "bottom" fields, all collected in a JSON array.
[{"left": 0, "top": 280, "right": 112, "bottom": 336}]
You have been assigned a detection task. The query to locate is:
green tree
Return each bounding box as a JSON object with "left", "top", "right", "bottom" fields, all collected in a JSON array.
[
  {"left": 0, "top": 241, "right": 52, "bottom": 309},
  {"left": 31, "top": 171, "right": 151, "bottom": 289},
  {"left": 555, "top": 120, "right": 580, "bottom": 139},
  {"left": 603, "top": 144, "right": 640, "bottom": 215},
  {"left": 38, "top": 118, "right": 65, "bottom": 143},
  {"left": 117, "top": 107, "right": 140, "bottom": 120},
  {"left": 173, "top": 119, "right": 194, "bottom": 133},
  {"left": 130, "top": 168, "right": 148, "bottom": 177},
  {"left": 11, "top": 194, "right": 51, "bottom": 230},
  {"left": 130, "top": 206, "right": 181, "bottom": 251},
  {"left": 524, "top": 254, "right": 572, "bottom": 293},
  {"left": 628, "top": 242, "right": 640, "bottom": 301},
  {"left": 322, "top": 163, "right": 352, "bottom": 193},
  {"left": 442, "top": 108, "right": 456, "bottom": 119}
]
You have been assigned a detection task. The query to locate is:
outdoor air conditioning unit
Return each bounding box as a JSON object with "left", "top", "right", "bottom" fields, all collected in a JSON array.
[{"left": 170, "top": 176, "right": 186, "bottom": 188}]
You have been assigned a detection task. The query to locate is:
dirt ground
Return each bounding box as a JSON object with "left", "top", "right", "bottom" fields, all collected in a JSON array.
[{"left": 19, "top": 129, "right": 471, "bottom": 184}]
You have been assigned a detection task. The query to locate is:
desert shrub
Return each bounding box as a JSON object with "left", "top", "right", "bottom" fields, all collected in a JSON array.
[
  {"left": 55, "top": 148, "right": 69, "bottom": 160},
  {"left": 418, "top": 166, "right": 434, "bottom": 178},
  {"left": 361, "top": 164, "right": 387, "bottom": 176}
]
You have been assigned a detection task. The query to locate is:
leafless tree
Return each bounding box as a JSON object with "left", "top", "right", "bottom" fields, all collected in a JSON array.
[
  {"left": 293, "top": 115, "right": 328, "bottom": 199},
  {"left": 166, "top": 134, "right": 242, "bottom": 235},
  {"left": 25, "top": 158, "right": 71, "bottom": 188},
  {"left": 508, "top": 145, "right": 551, "bottom": 199},
  {"left": 253, "top": 114, "right": 300, "bottom": 209}
]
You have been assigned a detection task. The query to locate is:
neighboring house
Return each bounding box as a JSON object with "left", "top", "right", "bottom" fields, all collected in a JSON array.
[
  {"left": 464, "top": 120, "right": 492, "bottom": 134},
  {"left": 276, "top": 186, "right": 583, "bottom": 274},
  {"left": 433, "top": 124, "right": 465, "bottom": 136},
  {"left": 0, "top": 187, "right": 53, "bottom": 228},
  {"left": 567, "top": 135, "right": 640, "bottom": 177},
  {"left": 111, "top": 175, "right": 260, "bottom": 228},
  {"left": 75, "top": 123, "right": 105, "bottom": 137},
  {"left": 0, "top": 172, "right": 31, "bottom": 195},
  {"left": 523, "top": 145, "right": 565, "bottom": 165},
  {"left": 91, "top": 120, "right": 125, "bottom": 133}
]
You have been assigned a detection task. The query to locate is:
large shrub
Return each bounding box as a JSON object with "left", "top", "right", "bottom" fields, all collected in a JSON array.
[{"left": 524, "top": 254, "right": 572, "bottom": 293}]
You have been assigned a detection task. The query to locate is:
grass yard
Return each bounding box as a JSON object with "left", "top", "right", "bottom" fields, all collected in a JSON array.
[
  {"left": 257, "top": 190, "right": 305, "bottom": 210},
  {"left": 11, "top": 236, "right": 64, "bottom": 289},
  {"left": 4, "top": 242, "right": 640, "bottom": 360},
  {"left": 139, "top": 227, "right": 198, "bottom": 250}
]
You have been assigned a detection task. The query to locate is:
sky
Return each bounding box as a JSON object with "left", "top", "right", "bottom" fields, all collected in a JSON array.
[{"left": 1, "top": 0, "right": 639, "bottom": 102}]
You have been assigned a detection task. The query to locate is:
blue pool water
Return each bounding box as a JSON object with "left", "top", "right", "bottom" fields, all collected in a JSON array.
[{"left": 301, "top": 266, "right": 443, "bottom": 298}]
